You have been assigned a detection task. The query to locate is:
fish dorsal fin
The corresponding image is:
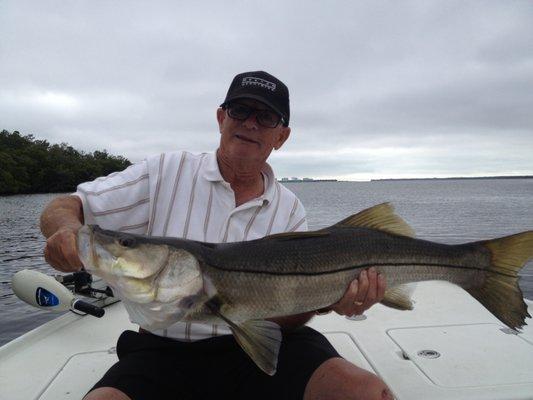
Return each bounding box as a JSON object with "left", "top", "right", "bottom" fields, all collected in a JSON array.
[
  {"left": 335, "top": 203, "right": 415, "bottom": 237},
  {"left": 205, "top": 298, "right": 282, "bottom": 375}
]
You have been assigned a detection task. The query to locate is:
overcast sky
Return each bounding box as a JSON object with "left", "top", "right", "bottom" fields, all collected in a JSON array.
[{"left": 1, "top": 1, "right": 532, "bottom": 180}]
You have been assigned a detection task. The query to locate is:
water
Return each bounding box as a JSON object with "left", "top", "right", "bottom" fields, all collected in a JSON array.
[{"left": 1, "top": 180, "right": 532, "bottom": 346}]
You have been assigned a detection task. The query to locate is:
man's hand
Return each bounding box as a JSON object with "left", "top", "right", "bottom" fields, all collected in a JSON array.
[
  {"left": 328, "top": 267, "right": 386, "bottom": 316},
  {"left": 44, "top": 225, "right": 84, "bottom": 272},
  {"left": 41, "top": 195, "right": 84, "bottom": 272}
]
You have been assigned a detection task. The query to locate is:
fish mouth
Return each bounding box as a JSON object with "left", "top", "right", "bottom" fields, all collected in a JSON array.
[
  {"left": 77, "top": 225, "right": 93, "bottom": 268},
  {"left": 78, "top": 225, "right": 115, "bottom": 273}
]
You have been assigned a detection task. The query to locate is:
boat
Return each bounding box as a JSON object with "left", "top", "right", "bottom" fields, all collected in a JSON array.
[{"left": 1, "top": 275, "right": 532, "bottom": 399}]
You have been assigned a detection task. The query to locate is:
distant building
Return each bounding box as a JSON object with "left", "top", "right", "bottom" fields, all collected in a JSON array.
[{"left": 278, "top": 177, "right": 339, "bottom": 183}]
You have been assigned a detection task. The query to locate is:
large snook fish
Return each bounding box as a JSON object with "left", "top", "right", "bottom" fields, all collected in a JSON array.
[{"left": 77, "top": 203, "right": 533, "bottom": 375}]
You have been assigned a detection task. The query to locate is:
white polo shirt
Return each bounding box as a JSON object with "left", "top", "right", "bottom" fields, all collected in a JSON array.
[{"left": 75, "top": 150, "right": 307, "bottom": 340}]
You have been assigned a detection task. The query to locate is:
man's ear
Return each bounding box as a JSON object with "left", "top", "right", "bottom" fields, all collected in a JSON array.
[
  {"left": 274, "top": 126, "right": 291, "bottom": 150},
  {"left": 216, "top": 108, "right": 225, "bottom": 131}
]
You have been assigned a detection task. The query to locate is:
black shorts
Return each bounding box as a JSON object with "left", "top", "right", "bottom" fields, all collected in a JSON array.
[{"left": 90, "top": 327, "right": 340, "bottom": 400}]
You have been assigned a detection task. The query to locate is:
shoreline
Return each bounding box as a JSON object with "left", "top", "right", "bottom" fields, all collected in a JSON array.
[
  {"left": 280, "top": 176, "right": 533, "bottom": 183},
  {"left": 371, "top": 175, "right": 533, "bottom": 182}
]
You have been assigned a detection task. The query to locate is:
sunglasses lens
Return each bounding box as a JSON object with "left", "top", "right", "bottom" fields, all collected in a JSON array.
[
  {"left": 257, "top": 111, "right": 280, "bottom": 128},
  {"left": 227, "top": 104, "right": 250, "bottom": 120},
  {"left": 226, "top": 103, "right": 282, "bottom": 128}
]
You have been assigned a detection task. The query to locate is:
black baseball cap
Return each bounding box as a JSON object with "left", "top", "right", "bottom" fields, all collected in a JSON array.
[{"left": 220, "top": 71, "right": 290, "bottom": 126}]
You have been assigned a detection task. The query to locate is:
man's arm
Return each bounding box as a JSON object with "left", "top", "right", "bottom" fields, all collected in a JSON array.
[{"left": 40, "top": 195, "right": 84, "bottom": 272}]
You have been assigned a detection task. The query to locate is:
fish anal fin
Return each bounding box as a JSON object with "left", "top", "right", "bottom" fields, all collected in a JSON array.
[
  {"left": 382, "top": 284, "right": 416, "bottom": 310},
  {"left": 205, "top": 299, "right": 282, "bottom": 375},
  {"left": 335, "top": 203, "right": 415, "bottom": 238}
]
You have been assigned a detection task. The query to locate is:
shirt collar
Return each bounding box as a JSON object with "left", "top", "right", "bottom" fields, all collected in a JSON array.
[
  {"left": 202, "top": 151, "right": 277, "bottom": 205},
  {"left": 203, "top": 151, "right": 225, "bottom": 182},
  {"left": 260, "top": 163, "right": 276, "bottom": 205}
]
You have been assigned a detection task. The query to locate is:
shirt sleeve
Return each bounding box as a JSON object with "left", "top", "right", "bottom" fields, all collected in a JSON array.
[{"left": 73, "top": 161, "right": 150, "bottom": 233}]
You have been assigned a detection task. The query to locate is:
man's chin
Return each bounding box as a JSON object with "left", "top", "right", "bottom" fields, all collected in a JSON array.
[{"left": 229, "top": 150, "right": 266, "bottom": 163}]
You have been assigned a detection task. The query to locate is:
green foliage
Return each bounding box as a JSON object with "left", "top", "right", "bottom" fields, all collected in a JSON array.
[{"left": 0, "top": 130, "right": 131, "bottom": 195}]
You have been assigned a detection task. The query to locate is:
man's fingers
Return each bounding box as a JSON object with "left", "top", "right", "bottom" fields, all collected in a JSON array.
[
  {"left": 363, "top": 267, "right": 378, "bottom": 306},
  {"left": 44, "top": 229, "right": 82, "bottom": 272},
  {"left": 356, "top": 269, "right": 369, "bottom": 304},
  {"left": 63, "top": 233, "right": 83, "bottom": 269},
  {"left": 334, "top": 279, "right": 359, "bottom": 315},
  {"left": 327, "top": 269, "right": 388, "bottom": 317},
  {"left": 332, "top": 270, "right": 368, "bottom": 316}
]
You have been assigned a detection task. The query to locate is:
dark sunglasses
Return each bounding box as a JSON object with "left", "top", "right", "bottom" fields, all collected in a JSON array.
[{"left": 225, "top": 102, "right": 285, "bottom": 128}]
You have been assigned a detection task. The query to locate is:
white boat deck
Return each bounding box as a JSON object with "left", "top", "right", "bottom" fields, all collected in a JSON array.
[{"left": 1, "top": 281, "right": 532, "bottom": 400}]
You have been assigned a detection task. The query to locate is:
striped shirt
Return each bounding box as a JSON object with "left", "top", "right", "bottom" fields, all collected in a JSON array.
[{"left": 75, "top": 151, "right": 307, "bottom": 340}]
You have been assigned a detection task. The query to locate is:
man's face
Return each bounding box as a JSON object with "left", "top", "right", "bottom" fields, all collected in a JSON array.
[{"left": 216, "top": 99, "right": 291, "bottom": 165}]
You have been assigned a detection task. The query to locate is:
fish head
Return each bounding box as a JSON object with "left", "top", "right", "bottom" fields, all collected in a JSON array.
[
  {"left": 78, "top": 226, "right": 208, "bottom": 312},
  {"left": 78, "top": 225, "right": 170, "bottom": 279}
]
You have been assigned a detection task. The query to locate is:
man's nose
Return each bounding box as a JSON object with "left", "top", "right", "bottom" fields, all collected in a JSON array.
[{"left": 241, "top": 112, "right": 259, "bottom": 130}]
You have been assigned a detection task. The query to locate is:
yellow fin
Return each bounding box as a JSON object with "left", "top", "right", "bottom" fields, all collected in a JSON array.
[
  {"left": 229, "top": 319, "right": 282, "bottom": 376},
  {"left": 381, "top": 284, "right": 416, "bottom": 310},
  {"left": 468, "top": 231, "right": 533, "bottom": 330},
  {"left": 335, "top": 203, "right": 415, "bottom": 237},
  {"left": 205, "top": 298, "right": 282, "bottom": 375},
  {"left": 483, "top": 231, "right": 533, "bottom": 276}
]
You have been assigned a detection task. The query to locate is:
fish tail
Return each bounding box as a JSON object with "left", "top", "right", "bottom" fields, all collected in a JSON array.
[{"left": 467, "top": 231, "right": 533, "bottom": 330}]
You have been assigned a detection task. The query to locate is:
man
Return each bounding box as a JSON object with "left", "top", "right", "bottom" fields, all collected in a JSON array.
[{"left": 41, "top": 71, "right": 392, "bottom": 400}]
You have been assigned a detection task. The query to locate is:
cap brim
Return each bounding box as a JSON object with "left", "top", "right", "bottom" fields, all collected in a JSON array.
[{"left": 221, "top": 94, "right": 287, "bottom": 121}]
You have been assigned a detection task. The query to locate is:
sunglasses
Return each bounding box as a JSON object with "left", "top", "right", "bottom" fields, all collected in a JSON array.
[{"left": 225, "top": 103, "right": 285, "bottom": 128}]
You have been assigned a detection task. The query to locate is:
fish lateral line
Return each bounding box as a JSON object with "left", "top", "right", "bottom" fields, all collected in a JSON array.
[{"left": 201, "top": 262, "right": 490, "bottom": 276}]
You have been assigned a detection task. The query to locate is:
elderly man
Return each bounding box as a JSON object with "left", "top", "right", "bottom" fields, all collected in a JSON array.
[{"left": 41, "top": 71, "right": 392, "bottom": 400}]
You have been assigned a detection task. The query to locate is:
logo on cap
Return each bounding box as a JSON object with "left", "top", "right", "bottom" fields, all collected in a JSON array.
[{"left": 242, "top": 77, "right": 276, "bottom": 92}]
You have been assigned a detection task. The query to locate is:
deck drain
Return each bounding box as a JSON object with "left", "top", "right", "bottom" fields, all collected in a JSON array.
[{"left": 417, "top": 349, "right": 440, "bottom": 359}]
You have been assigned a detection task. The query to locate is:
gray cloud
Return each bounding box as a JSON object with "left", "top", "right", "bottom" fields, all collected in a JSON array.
[{"left": 1, "top": 0, "right": 532, "bottom": 179}]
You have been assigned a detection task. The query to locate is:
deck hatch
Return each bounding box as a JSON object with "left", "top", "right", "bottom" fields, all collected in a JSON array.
[
  {"left": 38, "top": 350, "right": 117, "bottom": 400},
  {"left": 387, "top": 323, "right": 533, "bottom": 388}
]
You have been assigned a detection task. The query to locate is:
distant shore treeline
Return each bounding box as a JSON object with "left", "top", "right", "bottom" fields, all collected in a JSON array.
[{"left": 0, "top": 130, "right": 131, "bottom": 195}]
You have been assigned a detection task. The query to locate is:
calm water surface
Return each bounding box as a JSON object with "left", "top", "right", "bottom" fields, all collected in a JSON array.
[{"left": 1, "top": 179, "right": 532, "bottom": 346}]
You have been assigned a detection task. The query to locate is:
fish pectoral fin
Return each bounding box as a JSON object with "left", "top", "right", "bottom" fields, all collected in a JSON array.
[
  {"left": 382, "top": 284, "right": 416, "bottom": 310},
  {"left": 334, "top": 203, "right": 415, "bottom": 238},
  {"left": 229, "top": 319, "right": 282, "bottom": 376},
  {"left": 204, "top": 299, "right": 282, "bottom": 375}
]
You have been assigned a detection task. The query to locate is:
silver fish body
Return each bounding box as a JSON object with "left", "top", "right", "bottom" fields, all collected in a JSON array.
[
  {"left": 78, "top": 203, "right": 533, "bottom": 375},
  {"left": 194, "top": 228, "right": 489, "bottom": 322}
]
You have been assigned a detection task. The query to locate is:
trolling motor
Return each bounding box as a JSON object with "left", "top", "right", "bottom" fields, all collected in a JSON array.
[{"left": 12, "top": 269, "right": 112, "bottom": 318}]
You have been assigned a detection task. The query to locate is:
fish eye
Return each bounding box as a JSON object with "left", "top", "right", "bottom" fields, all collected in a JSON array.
[{"left": 118, "top": 237, "right": 136, "bottom": 248}]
